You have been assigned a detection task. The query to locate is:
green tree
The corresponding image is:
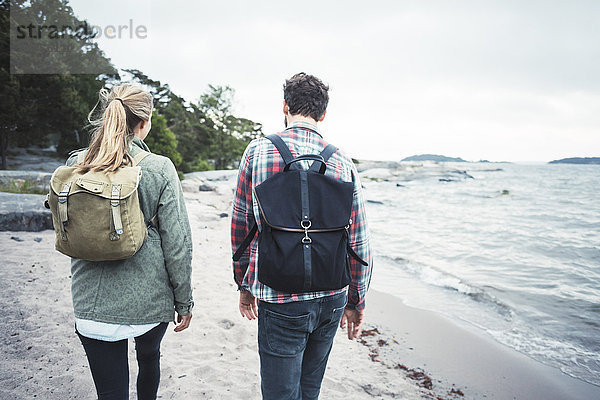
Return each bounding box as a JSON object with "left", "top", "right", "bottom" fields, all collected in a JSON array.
[
  {"left": 0, "top": 0, "right": 116, "bottom": 169},
  {"left": 9, "top": 0, "right": 113, "bottom": 75},
  {"left": 144, "top": 113, "right": 182, "bottom": 168},
  {"left": 199, "top": 85, "right": 262, "bottom": 170},
  {"left": 0, "top": 1, "right": 21, "bottom": 169},
  {"left": 125, "top": 69, "right": 213, "bottom": 172},
  {"left": 159, "top": 99, "right": 213, "bottom": 172}
]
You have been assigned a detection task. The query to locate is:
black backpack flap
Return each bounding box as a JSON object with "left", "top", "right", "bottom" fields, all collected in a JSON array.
[
  {"left": 258, "top": 226, "right": 351, "bottom": 293},
  {"left": 307, "top": 172, "right": 354, "bottom": 230},
  {"left": 254, "top": 170, "right": 354, "bottom": 230}
]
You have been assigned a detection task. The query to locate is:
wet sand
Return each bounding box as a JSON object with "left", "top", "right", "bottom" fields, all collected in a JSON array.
[{"left": 366, "top": 291, "right": 600, "bottom": 399}]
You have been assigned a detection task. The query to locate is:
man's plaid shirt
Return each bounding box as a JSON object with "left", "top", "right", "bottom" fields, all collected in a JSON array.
[{"left": 231, "top": 121, "right": 372, "bottom": 310}]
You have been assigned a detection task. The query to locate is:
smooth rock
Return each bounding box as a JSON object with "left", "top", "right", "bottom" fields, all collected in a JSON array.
[
  {"left": 453, "top": 170, "right": 474, "bottom": 179},
  {"left": 184, "top": 170, "right": 237, "bottom": 182},
  {"left": 198, "top": 183, "right": 216, "bottom": 192},
  {"left": 360, "top": 168, "right": 394, "bottom": 182},
  {"left": 180, "top": 180, "right": 198, "bottom": 193},
  {"left": 0, "top": 170, "right": 52, "bottom": 192},
  {"left": 1, "top": 212, "right": 53, "bottom": 232},
  {"left": 0, "top": 193, "right": 53, "bottom": 232}
]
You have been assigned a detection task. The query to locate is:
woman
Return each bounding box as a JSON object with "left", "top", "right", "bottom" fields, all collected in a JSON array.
[{"left": 66, "top": 83, "right": 194, "bottom": 400}]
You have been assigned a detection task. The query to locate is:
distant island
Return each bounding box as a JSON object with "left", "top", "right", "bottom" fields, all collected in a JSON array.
[
  {"left": 548, "top": 157, "right": 600, "bottom": 165},
  {"left": 402, "top": 154, "right": 467, "bottom": 162}
]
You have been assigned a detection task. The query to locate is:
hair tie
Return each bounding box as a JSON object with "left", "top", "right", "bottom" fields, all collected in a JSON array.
[{"left": 114, "top": 98, "right": 125, "bottom": 106}]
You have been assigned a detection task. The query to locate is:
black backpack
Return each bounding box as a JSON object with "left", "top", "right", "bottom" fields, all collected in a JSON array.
[{"left": 233, "top": 134, "right": 368, "bottom": 293}]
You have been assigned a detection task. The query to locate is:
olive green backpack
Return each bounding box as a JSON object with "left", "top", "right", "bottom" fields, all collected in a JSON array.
[{"left": 45, "top": 150, "right": 155, "bottom": 261}]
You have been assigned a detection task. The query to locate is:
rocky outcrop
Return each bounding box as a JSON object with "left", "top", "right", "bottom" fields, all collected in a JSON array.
[
  {"left": 549, "top": 157, "right": 600, "bottom": 165},
  {"left": 402, "top": 154, "right": 467, "bottom": 162},
  {"left": 182, "top": 170, "right": 237, "bottom": 194},
  {"left": 2, "top": 146, "right": 64, "bottom": 172},
  {"left": 0, "top": 193, "right": 53, "bottom": 232},
  {"left": 0, "top": 211, "right": 53, "bottom": 232},
  {"left": 185, "top": 170, "right": 238, "bottom": 182},
  {"left": 360, "top": 165, "right": 477, "bottom": 184},
  {"left": 181, "top": 179, "right": 216, "bottom": 193},
  {"left": 0, "top": 171, "right": 52, "bottom": 193}
]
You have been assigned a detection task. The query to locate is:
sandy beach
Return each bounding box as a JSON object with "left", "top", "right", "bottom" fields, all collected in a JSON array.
[{"left": 1, "top": 177, "right": 599, "bottom": 399}]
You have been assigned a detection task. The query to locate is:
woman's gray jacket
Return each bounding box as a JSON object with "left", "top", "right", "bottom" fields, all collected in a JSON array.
[{"left": 67, "top": 137, "right": 193, "bottom": 324}]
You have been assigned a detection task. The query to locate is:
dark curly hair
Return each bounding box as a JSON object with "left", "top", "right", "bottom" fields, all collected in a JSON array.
[{"left": 283, "top": 73, "right": 329, "bottom": 121}]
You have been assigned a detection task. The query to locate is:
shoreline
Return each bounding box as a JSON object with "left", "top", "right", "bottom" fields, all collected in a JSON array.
[{"left": 365, "top": 290, "right": 600, "bottom": 400}]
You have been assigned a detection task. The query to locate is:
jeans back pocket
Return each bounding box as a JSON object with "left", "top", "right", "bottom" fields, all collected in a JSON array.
[{"left": 264, "top": 309, "right": 310, "bottom": 356}]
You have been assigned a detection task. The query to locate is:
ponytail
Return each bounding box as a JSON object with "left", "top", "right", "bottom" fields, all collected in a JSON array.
[{"left": 78, "top": 84, "right": 153, "bottom": 172}]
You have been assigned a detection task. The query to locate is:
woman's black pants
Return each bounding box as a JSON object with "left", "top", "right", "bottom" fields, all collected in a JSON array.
[{"left": 76, "top": 322, "right": 169, "bottom": 400}]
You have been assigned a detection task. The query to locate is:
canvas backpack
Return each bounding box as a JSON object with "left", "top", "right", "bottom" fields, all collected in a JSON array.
[
  {"left": 45, "top": 150, "right": 155, "bottom": 261},
  {"left": 233, "top": 134, "right": 368, "bottom": 293}
]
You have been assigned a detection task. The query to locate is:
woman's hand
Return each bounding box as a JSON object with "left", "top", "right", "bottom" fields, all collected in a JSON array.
[{"left": 174, "top": 312, "right": 192, "bottom": 332}]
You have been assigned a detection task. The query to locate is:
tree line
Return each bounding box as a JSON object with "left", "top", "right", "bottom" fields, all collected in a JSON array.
[{"left": 0, "top": 0, "right": 262, "bottom": 172}]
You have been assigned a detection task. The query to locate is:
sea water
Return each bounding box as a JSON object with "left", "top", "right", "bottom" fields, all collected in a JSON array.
[{"left": 365, "top": 162, "right": 600, "bottom": 387}]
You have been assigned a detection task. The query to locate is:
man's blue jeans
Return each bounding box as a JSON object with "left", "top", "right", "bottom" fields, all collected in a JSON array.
[{"left": 258, "top": 291, "right": 347, "bottom": 400}]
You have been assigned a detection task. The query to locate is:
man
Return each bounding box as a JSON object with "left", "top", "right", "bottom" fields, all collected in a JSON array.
[{"left": 231, "top": 72, "right": 372, "bottom": 400}]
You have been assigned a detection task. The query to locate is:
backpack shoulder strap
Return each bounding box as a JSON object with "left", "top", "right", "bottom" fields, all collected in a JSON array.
[
  {"left": 69, "top": 147, "right": 87, "bottom": 157},
  {"left": 74, "top": 150, "right": 150, "bottom": 166},
  {"left": 132, "top": 150, "right": 151, "bottom": 166},
  {"left": 266, "top": 135, "right": 294, "bottom": 165},
  {"left": 232, "top": 222, "right": 258, "bottom": 261},
  {"left": 309, "top": 144, "right": 338, "bottom": 172},
  {"left": 147, "top": 211, "right": 159, "bottom": 230}
]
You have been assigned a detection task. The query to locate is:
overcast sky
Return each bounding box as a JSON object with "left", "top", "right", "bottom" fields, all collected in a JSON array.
[{"left": 68, "top": 0, "right": 599, "bottom": 162}]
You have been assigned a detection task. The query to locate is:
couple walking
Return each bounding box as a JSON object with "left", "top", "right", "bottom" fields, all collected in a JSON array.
[{"left": 60, "top": 73, "right": 372, "bottom": 399}]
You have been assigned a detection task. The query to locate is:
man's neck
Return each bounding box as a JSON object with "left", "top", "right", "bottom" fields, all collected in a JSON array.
[{"left": 286, "top": 114, "right": 318, "bottom": 127}]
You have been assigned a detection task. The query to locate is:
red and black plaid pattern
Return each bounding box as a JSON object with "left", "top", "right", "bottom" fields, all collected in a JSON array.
[{"left": 231, "top": 121, "right": 372, "bottom": 310}]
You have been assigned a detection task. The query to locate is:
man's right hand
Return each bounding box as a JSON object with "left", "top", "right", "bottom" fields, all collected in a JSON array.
[
  {"left": 239, "top": 290, "right": 258, "bottom": 320},
  {"left": 340, "top": 308, "right": 364, "bottom": 339}
]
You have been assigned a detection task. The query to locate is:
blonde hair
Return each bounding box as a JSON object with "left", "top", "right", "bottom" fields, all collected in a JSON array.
[{"left": 78, "top": 83, "right": 153, "bottom": 172}]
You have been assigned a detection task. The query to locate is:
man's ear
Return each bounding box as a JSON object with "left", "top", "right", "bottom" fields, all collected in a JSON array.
[
  {"left": 318, "top": 110, "right": 327, "bottom": 122},
  {"left": 283, "top": 101, "right": 289, "bottom": 115}
]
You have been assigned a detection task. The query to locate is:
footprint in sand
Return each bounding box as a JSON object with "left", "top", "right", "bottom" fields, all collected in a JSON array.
[{"left": 218, "top": 319, "right": 235, "bottom": 330}]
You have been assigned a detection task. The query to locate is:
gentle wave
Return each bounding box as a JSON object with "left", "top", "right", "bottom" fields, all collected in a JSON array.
[
  {"left": 488, "top": 327, "right": 600, "bottom": 386},
  {"left": 377, "top": 255, "right": 514, "bottom": 318}
]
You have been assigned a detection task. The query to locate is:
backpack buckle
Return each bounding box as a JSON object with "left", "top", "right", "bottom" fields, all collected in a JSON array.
[
  {"left": 302, "top": 233, "right": 312, "bottom": 244},
  {"left": 57, "top": 182, "right": 72, "bottom": 241},
  {"left": 110, "top": 184, "right": 124, "bottom": 239},
  {"left": 301, "top": 220, "right": 312, "bottom": 244}
]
